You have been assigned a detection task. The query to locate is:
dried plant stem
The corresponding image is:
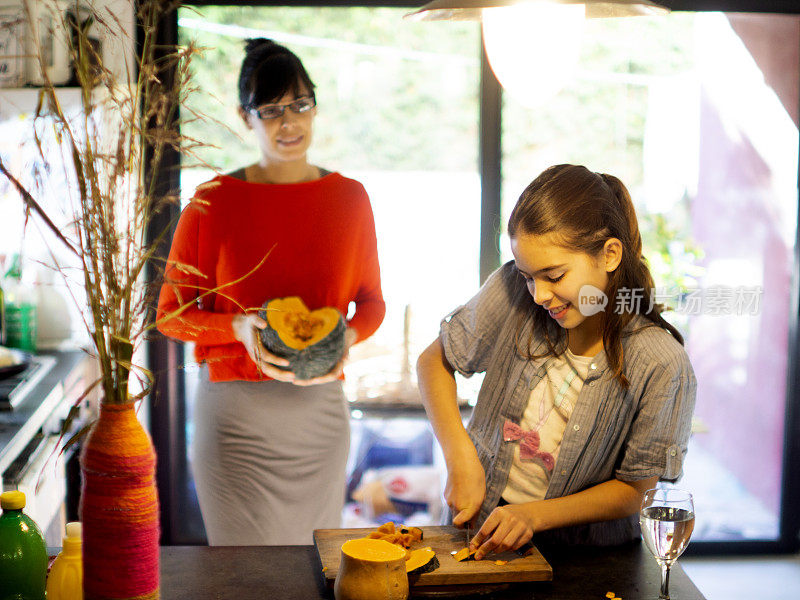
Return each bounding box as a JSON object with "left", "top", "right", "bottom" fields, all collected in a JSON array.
[
  {"left": 0, "top": 158, "right": 79, "bottom": 256},
  {"left": 1, "top": 0, "right": 198, "bottom": 406}
]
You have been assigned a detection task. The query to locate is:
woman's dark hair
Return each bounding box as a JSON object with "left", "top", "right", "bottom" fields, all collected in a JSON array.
[
  {"left": 238, "top": 38, "right": 315, "bottom": 109},
  {"left": 508, "top": 164, "right": 683, "bottom": 389}
]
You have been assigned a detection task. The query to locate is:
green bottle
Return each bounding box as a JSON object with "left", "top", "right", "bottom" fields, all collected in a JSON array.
[
  {"left": 0, "top": 278, "right": 5, "bottom": 346},
  {"left": 0, "top": 491, "right": 47, "bottom": 600},
  {"left": 3, "top": 255, "right": 37, "bottom": 353}
]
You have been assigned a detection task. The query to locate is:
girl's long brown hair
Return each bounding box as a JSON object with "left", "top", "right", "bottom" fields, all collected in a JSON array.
[{"left": 508, "top": 164, "right": 683, "bottom": 388}]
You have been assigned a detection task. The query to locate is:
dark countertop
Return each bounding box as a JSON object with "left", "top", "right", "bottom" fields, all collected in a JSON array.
[
  {"left": 0, "top": 350, "right": 88, "bottom": 476},
  {"left": 161, "top": 542, "right": 706, "bottom": 599}
]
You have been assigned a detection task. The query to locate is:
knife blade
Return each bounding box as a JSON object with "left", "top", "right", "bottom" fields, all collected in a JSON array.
[
  {"left": 515, "top": 540, "right": 535, "bottom": 557},
  {"left": 465, "top": 522, "right": 471, "bottom": 549}
]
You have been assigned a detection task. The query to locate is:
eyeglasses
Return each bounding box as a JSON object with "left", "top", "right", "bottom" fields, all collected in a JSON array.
[{"left": 248, "top": 96, "right": 316, "bottom": 120}]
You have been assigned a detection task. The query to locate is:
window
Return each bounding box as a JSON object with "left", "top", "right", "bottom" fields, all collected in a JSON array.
[
  {"left": 170, "top": 4, "right": 482, "bottom": 542},
  {"left": 149, "top": 3, "right": 800, "bottom": 551},
  {"left": 499, "top": 11, "right": 798, "bottom": 544}
]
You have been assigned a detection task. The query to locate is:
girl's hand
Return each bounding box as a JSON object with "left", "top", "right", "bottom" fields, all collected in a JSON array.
[
  {"left": 444, "top": 452, "right": 486, "bottom": 531},
  {"left": 470, "top": 503, "right": 535, "bottom": 560},
  {"left": 232, "top": 313, "right": 294, "bottom": 382},
  {"left": 293, "top": 327, "right": 358, "bottom": 386}
]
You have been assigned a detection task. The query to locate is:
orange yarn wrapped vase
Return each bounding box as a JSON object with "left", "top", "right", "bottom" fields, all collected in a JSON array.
[{"left": 80, "top": 402, "right": 160, "bottom": 600}]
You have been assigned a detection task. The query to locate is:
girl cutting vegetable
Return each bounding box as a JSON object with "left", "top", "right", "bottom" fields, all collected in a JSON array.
[{"left": 417, "top": 164, "right": 696, "bottom": 556}]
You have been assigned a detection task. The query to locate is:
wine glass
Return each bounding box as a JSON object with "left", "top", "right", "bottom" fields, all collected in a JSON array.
[{"left": 639, "top": 488, "right": 695, "bottom": 600}]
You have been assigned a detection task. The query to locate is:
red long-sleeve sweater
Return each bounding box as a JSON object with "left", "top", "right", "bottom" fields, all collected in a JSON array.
[{"left": 156, "top": 172, "right": 385, "bottom": 382}]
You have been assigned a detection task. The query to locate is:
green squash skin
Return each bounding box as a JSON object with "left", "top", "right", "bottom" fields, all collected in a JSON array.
[
  {"left": 407, "top": 553, "right": 439, "bottom": 579},
  {"left": 257, "top": 306, "right": 346, "bottom": 379}
]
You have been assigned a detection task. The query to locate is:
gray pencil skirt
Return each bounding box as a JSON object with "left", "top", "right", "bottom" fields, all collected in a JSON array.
[{"left": 191, "top": 366, "right": 350, "bottom": 545}]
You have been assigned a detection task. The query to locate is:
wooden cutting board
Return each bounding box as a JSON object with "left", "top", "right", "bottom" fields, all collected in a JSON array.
[{"left": 313, "top": 526, "right": 552, "bottom": 587}]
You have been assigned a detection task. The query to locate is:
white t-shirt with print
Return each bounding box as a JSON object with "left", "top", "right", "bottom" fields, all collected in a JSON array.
[{"left": 501, "top": 349, "right": 595, "bottom": 504}]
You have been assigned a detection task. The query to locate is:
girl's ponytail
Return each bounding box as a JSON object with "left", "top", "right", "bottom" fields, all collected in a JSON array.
[
  {"left": 599, "top": 173, "right": 641, "bottom": 258},
  {"left": 598, "top": 171, "right": 684, "bottom": 367}
]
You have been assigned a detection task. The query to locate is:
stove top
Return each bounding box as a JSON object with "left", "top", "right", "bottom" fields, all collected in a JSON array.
[{"left": 0, "top": 355, "right": 58, "bottom": 410}]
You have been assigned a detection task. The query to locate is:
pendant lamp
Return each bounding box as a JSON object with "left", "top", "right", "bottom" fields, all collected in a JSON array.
[
  {"left": 405, "top": 0, "right": 670, "bottom": 21},
  {"left": 405, "top": 0, "right": 670, "bottom": 107}
]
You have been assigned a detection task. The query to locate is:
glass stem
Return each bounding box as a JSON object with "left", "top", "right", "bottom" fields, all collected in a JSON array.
[{"left": 660, "top": 563, "right": 671, "bottom": 599}]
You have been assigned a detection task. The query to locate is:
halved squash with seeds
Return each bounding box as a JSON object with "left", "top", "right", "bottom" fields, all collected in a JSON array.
[
  {"left": 405, "top": 547, "right": 439, "bottom": 576},
  {"left": 258, "top": 296, "right": 345, "bottom": 379}
]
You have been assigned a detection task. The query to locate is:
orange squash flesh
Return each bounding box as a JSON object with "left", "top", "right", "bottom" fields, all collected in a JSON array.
[
  {"left": 453, "top": 547, "right": 477, "bottom": 562},
  {"left": 264, "top": 297, "right": 341, "bottom": 350},
  {"left": 341, "top": 538, "right": 408, "bottom": 562},
  {"left": 335, "top": 539, "right": 409, "bottom": 600},
  {"left": 367, "top": 522, "right": 423, "bottom": 549},
  {"left": 405, "top": 547, "right": 438, "bottom": 576},
  {"left": 353, "top": 523, "right": 439, "bottom": 578}
]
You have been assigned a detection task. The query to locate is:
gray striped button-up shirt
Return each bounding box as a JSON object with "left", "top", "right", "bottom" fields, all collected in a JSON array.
[{"left": 440, "top": 262, "right": 697, "bottom": 545}]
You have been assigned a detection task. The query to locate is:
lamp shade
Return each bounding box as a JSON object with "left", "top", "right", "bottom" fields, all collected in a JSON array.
[
  {"left": 481, "top": 3, "right": 585, "bottom": 107},
  {"left": 405, "top": 0, "right": 670, "bottom": 21}
]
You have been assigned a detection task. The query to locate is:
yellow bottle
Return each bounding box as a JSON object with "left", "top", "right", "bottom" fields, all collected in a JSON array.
[{"left": 45, "top": 521, "right": 83, "bottom": 600}]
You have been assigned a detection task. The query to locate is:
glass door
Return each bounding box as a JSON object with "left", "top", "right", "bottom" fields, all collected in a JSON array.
[
  {"left": 149, "top": 3, "right": 800, "bottom": 551},
  {"left": 169, "top": 4, "right": 482, "bottom": 543},
  {"left": 498, "top": 11, "right": 799, "bottom": 546}
]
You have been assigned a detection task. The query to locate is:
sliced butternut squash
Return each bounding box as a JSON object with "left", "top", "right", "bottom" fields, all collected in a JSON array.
[{"left": 405, "top": 547, "right": 439, "bottom": 576}]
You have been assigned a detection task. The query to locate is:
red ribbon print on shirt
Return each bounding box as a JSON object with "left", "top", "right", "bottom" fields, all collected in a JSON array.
[{"left": 503, "top": 419, "right": 555, "bottom": 471}]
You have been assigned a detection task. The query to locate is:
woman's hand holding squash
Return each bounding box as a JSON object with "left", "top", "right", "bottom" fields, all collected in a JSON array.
[
  {"left": 292, "top": 326, "right": 358, "bottom": 386},
  {"left": 232, "top": 313, "right": 294, "bottom": 381}
]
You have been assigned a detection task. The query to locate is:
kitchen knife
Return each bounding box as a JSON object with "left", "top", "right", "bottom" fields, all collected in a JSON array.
[{"left": 515, "top": 540, "right": 535, "bottom": 557}]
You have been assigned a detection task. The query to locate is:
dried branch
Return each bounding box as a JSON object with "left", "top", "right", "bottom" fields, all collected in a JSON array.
[
  {"left": 0, "top": 158, "right": 79, "bottom": 256},
  {"left": 0, "top": 0, "right": 205, "bottom": 405}
]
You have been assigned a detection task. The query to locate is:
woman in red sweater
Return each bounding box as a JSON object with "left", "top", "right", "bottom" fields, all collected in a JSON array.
[{"left": 157, "top": 38, "right": 385, "bottom": 545}]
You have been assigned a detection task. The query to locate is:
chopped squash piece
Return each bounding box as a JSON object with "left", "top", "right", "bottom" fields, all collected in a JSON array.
[
  {"left": 365, "top": 522, "right": 422, "bottom": 549},
  {"left": 400, "top": 526, "right": 423, "bottom": 542},
  {"left": 453, "top": 547, "right": 477, "bottom": 562},
  {"left": 377, "top": 522, "right": 396, "bottom": 534}
]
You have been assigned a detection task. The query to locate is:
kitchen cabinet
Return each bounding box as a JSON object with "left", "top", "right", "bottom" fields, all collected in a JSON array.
[{"left": 0, "top": 0, "right": 133, "bottom": 121}]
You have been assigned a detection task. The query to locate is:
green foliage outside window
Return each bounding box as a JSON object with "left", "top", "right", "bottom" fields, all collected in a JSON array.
[
  {"left": 179, "top": 6, "right": 703, "bottom": 329},
  {"left": 179, "top": 6, "right": 479, "bottom": 173}
]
